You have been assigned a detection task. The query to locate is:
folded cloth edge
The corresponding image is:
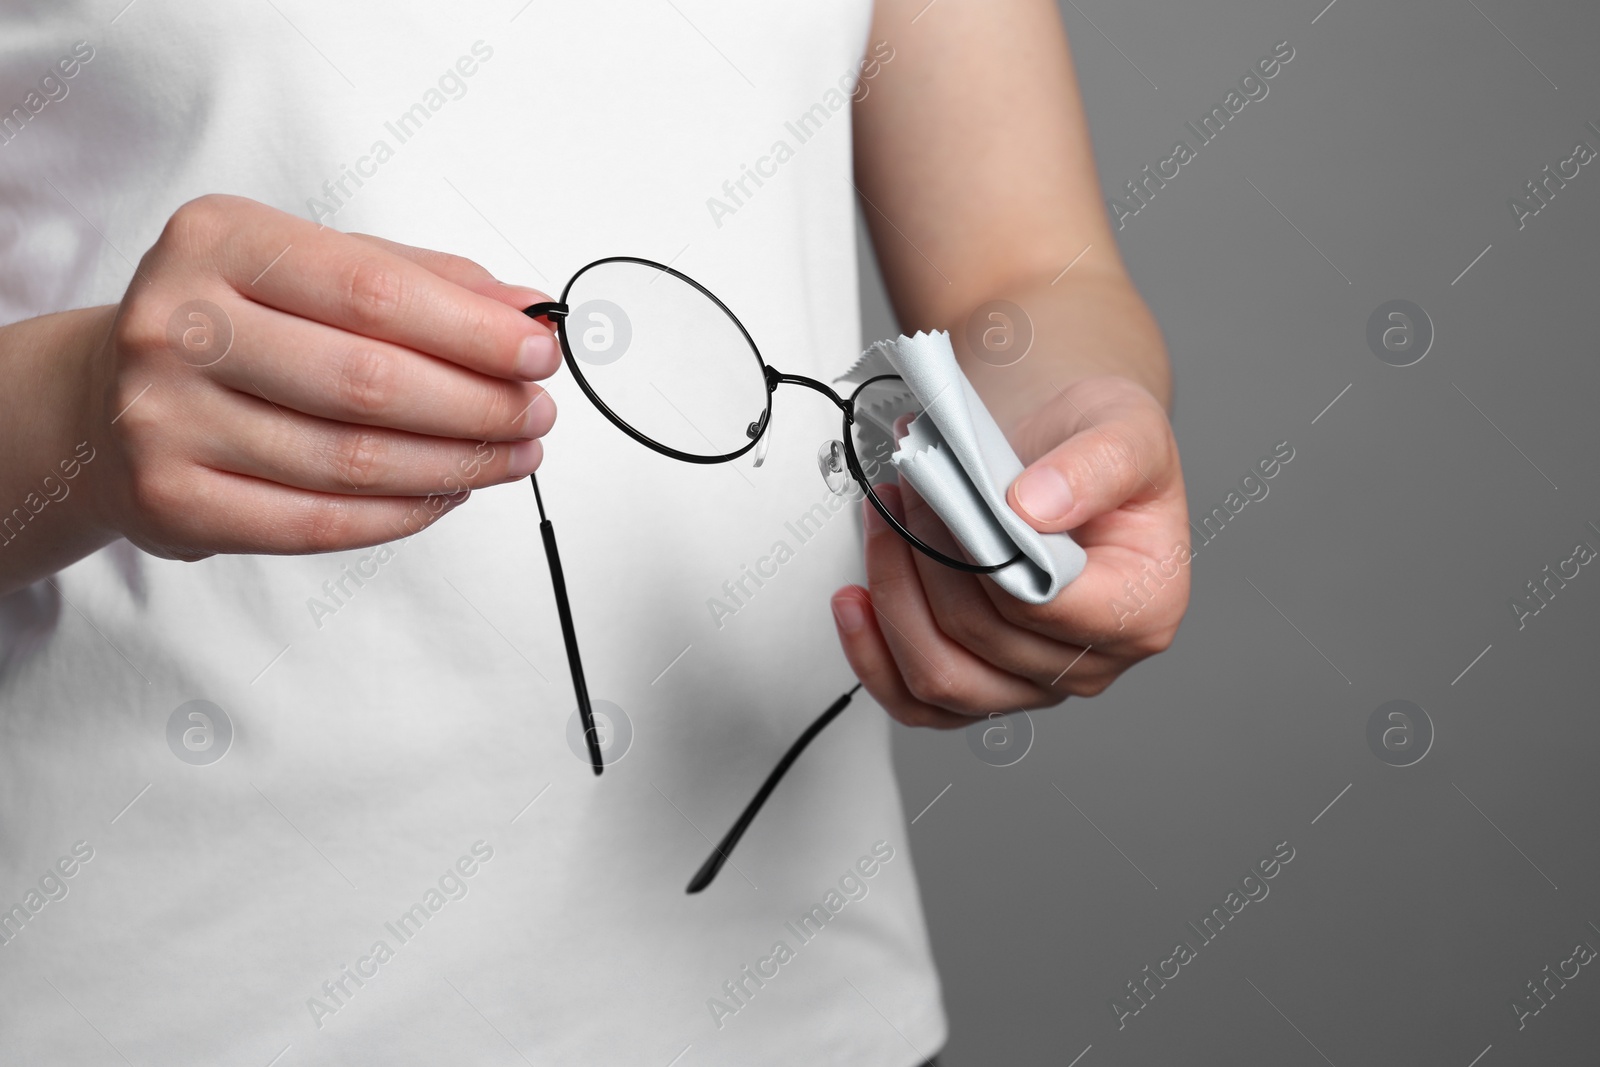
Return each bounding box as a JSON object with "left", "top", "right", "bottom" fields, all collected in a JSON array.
[{"left": 838, "top": 331, "right": 1086, "bottom": 605}]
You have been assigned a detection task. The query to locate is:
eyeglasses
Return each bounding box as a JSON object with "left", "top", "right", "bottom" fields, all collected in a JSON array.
[{"left": 522, "top": 256, "right": 1022, "bottom": 893}]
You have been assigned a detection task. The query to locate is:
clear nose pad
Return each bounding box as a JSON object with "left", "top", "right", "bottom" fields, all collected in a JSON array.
[
  {"left": 747, "top": 414, "right": 770, "bottom": 468},
  {"left": 817, "top": 439, "right": 851, "bottom": 494}
]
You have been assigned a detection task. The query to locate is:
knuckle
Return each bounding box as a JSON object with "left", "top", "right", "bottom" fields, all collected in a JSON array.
[
  {"left": 1072, "top": 674, "right": 1115, "bottom": 698},
  {"left": 164, "top": 194, "right": 234, "bottom": 245},
  {"left": 147, "top": 195, "right": 252, "bottom": 288},
  {"left": 1154, "top": 420, "right": 1179, "bottom": 471},
  {"left": 335, "top": 345, "right": 396, "bottom": 416},
  {"left": 299, "top": 497, "right": 356, "bottom": 552},
  {"left": 397, "top": 491, "right": 463, "bottom": 538},
  {"left": 456, "top": 442, "right": 498, "bottom": 485},
  {"left": 867, "top": 566, "right": 922, "bottom": 615},
  {"left": 938, "top": 605, "right": 993, "bottom": 653},
  {"left": 125, "top": 464, "right": 184, "bottom": 522},
  {"left": 1133, "top": 625, "right": 1178, "bottom": 658},
  {"left": 438, "top": 250, "right": 492, "bottom": 282},
  {"left": 478, "top": 389, "right": 526, "bottom": 440},
  {"left": 328, "top": 430, "right": 386, "bottom": 489},
  {"left": 1086, "top": 426, "right": 1137, "bottom": 481},
  {"left": 340, "top": 258, "right": 407, "bottom": 326},
  {"left": 454, "top": 303, "right": 503, "bottom": 366},
  {"left": 904, "top": 664, "right": 968, "bottom": 711},
  {"left": 992, "top": 592, "right": 1043, "bottom": 631},
  {"left": 894, "top": 705, "right": 944, "bottom": 729},
  {"left": 884, "top": 701, "right": 930, "bottom": 728}
]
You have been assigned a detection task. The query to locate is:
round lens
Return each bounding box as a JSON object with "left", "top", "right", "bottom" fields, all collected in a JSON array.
[{"left": 560, "top": 259, "right": 769, "bottom": 460}]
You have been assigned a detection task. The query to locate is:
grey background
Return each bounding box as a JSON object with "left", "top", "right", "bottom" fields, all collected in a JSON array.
[{"left": 860, "top": 1, "right": 1600, "bottom": 1064}]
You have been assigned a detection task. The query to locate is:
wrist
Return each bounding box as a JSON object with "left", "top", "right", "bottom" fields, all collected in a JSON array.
[
  {"left": 68, "top": 304, "right": 125, "bottom": 538},
  {"left": 955, "top": 269, "right": 1170, "bottom": 433},
  {"left": 0, "top": 305, "right": 122, "bottom": 591}
]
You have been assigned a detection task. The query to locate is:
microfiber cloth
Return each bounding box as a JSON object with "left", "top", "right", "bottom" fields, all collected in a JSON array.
[{"left": 837, "top": 330, "right": 1086, "bottom": 605}]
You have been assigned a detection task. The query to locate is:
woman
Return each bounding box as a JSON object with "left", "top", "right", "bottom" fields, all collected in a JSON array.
[{"left": 0, "top": 1, "right": 1187, "bottom": 1062}]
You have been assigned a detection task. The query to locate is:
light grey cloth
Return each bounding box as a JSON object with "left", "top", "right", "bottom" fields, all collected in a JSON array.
[{"left": 837, "top": 330, "right": 1086, "bottom": 605}]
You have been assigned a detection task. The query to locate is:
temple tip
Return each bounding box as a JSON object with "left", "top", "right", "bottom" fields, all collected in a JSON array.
[{"left": 686, "top": 851, "right": 725, "bottom": 894}]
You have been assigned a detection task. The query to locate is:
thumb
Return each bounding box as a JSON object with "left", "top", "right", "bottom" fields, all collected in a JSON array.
[{"left": 1006, "top": 406, "right": 1173, "bottom": 533}]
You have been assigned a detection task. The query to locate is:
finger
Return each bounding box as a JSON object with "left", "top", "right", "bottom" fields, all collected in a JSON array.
[
  {"left": 895, "top": 471, "right": 1100, "bottom": 688},
  {"left": 862, "top": 484, "right": 1056, "bottom": 715},
  {"left": 983, "top": 537, "right": 1189, "bottom": 662},
  {"left": 830, "top": 585, "right": 973, "bottom": 730},
  {"left": 193, "top": 388, "right": 547, "bottom": 495},
  {"left": 191, "top": 197, "right": 557, "bottom": 381},
  {"left": 1007, "top": 382, "right": 1178, "bottom": 533},
  {"left": 156, "top": 466, "right": 472, "bottom": 556},
  {"left": 346, "top": 233, "right": 553, "bottom": 310},
  {"left": 206, "top": 298, "right": 555, "bottom": 442}
]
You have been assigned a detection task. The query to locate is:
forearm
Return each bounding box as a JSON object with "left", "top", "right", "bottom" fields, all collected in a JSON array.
[
  {"left": 0, "top": 305, "right": 119, "bottom": 596},
  {"left": 854, "top": 0, "right": 1170, "bottom": 432},
  {"left": 941, "top": 267, "right": 1171, "bottom": 433}
]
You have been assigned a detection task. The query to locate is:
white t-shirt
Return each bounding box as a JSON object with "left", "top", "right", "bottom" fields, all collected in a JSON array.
[{"left": 0, "top": 4, "right": 947, "bottom": 1064}]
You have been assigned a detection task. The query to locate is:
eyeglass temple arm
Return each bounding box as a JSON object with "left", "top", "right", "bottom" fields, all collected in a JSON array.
[
  {"left": 530, "top": 472, "right": 604, "bottom": 776},
  {"left": 525, "top": 301, "right": 568, "bottom": 321},
  {"left": 686, "top": 682, "right": 863, "bottom": 894}
]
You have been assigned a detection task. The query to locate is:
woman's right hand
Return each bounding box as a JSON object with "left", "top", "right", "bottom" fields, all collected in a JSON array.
[{"left": 77, "top": 194, "right": 559, "bottom": 562}]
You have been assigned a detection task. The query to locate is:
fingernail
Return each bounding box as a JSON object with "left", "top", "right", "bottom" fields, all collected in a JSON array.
[
  {"left": 516, "top": 333, "right": 557, "bottom": 379},
  {"left": 1014, "top": 466, "right": 1074, "bottom": 523},
  {"left": 521, "top": 390, "right": 556, "bottom": 437},
  {"left": 832, "top": 594, "right": 866, "bottom": 634},
  {"left": 508, "top": 439, "right": 542, "bottom": 476}
]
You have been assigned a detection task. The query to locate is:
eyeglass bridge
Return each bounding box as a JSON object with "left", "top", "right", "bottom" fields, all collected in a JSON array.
[{"left": 763, "top": 365, "right": 851, "bottom": 414}]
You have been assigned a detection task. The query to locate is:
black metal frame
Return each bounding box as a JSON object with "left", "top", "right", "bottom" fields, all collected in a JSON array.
[
  {"left": 521, "top": 255, "right": 1024, "bottom": 892},
  {"left": 530, "top": 256, "right": 1023, "bottom": 576},
  {"left": 535, "top": 256, "right": 769, "bottom": 466}
]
